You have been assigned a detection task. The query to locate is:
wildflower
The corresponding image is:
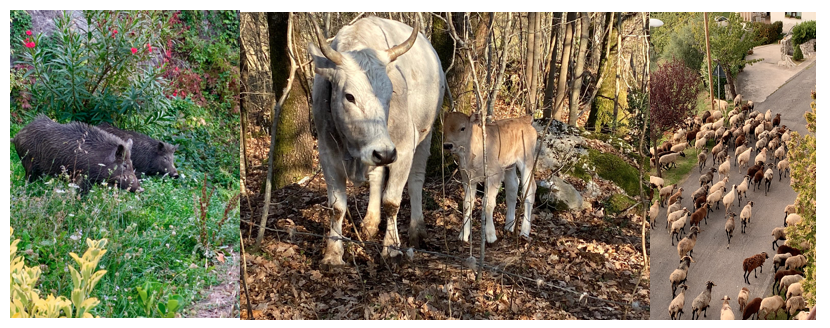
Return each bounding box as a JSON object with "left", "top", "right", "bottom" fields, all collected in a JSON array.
[
  {"left": 111, "top": 29, "right": 118, "bottom": 37},
  {"left": 26, "top": 30, "right": 32, "bottom": 36},
  {"left": 24, "top": 42, "right": 35, "bottom": 48},
  {"left": 173, "top": 91, "right": 177, "bottom": 97},
  {"left": 131, "top": 47, "right": 137, "bottom": 54},
  {"left": 147, "top": 43, "right": 153, "bottom": 52}
]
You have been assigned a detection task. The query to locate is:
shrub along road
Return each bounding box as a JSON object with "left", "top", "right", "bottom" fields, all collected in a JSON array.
[{"left": 650, "top": 63, "right": 815, "bottom": 320}]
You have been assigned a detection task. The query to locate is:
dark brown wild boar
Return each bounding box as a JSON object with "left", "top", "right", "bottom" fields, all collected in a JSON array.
[
  {"left": 12, "top": 115, "right": 141, "bottom": 193},
  {"left": 97, "top": 122, "right": 179, "bottom": 178}
]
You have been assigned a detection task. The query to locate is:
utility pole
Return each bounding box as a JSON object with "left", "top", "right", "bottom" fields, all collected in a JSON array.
[{"left": 704, "top": 12, "right": 715, "bottom": 112}]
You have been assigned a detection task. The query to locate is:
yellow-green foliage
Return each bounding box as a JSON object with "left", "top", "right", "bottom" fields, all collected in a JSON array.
[
  {"left": 592, "top": 26, "right": 629, "bottom": 133},
  {"left": 10, "top": 227, "right": 108, "bottom": 318},
  {"left": 785, "top": 91, "right": 816, "bottom": 306}
]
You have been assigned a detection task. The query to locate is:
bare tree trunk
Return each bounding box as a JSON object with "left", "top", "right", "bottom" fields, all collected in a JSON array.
[
  {"left": 542, "top": 13, "right": 562, "bottom": 119},
  {"left": 268, "top": 13, "right": 314, "bottom": 188},
  {"left": 704, "top": 13, "right": 715, "bottom": 113},
  {"left": 553, "top": 12, "right": 575, "bottom": 121},
  {"left": 526, "top": 12, "right": 542, "bottom": 115},
  {"left": 568, "top": 12, "right": 590, "bottom": 126},
  {"left": 589, "top": 13, "right": 607, "bottom": 72},
  {"left": 612, "top": 13, "right": 623, "bottom": 133},
  {"left": 239, "top": 26, "right": 250, "bottom": 183}
]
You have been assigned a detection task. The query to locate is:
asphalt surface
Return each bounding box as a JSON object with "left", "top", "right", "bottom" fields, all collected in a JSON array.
[{"left": 649, "top": 63, "right": 815, "bottom": 320}]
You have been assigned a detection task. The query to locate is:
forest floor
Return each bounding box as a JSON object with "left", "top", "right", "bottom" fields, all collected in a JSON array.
[{"left": 240, "top": 125, "right": 650, "bottom": 319}]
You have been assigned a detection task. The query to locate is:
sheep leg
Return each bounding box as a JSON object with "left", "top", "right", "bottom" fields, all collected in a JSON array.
[
  {"left": 703, "top": 305, "right": 708, "bottom": 317},
  {"left": 692, "top": 309, "right": 697, "bottom": 320}
]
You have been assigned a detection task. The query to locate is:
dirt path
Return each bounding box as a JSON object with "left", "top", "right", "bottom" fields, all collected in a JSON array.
[{"left": 184, "top": 250, "right": 240, "bottom": 318}]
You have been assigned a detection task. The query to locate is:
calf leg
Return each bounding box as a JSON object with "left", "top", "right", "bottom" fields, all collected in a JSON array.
[
  {"left": 483, "top": 174, "right": 500, "bottom": 243},
  {"left": 361, "top": 166, "right": 385, "bottom": 239},
  {"left": 407, "top": 132, "right": 431, "bottom": 248},
  {"left": 518, "top": 161, "right": 537, "bottom": 238},
  {"left": 503, "top": 167, "right": 519, "bottom": 233},
  {"left": 459, "top": 174, "right": 475, "bottom": 242}
]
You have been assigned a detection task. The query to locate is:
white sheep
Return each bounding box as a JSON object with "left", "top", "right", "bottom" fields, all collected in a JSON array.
[
  {"left": 650, "top": 175, "right": 665, "bottom": 190},
  {"left": 771, "top": 227, "right": 787, "bottom": 250},
  {"left": 786, "top": 282, "right": 803, "bottom": 300},
  {"left": 691, "top": 281, "right": 716, "bottom": 319},
  {"left": 666, "top": 207, "right": 689, "bottom": 230},
  {"left": 740, "top": 201, "right": 754, "bottom": 233},
  {"left": 720, "top": 295, "right": 735, "bottom": 320},
  {"left": 737, "top": 175, "right": 750, "bottom": 206},
  {"left": 755, "top": 147, "right": 768, "bottom": 166},
  {"left": 660, "top": 152, "right": 683, "bottom": 170},
  {"left": 786, "top": 296, "right": 807, "bottom": 319},
  {"left": 722, "top": 184, "right": 737, "bottom": 217},
  {"left": 738, "top": 287, "right": 750, "bottom": 312},
  {"left": 783, "top": 203, "right": 797, "bottom": 222},
  {"left": 777, "top": 158, "right": 790, "bottom": 181},
  {"left": 669, "top": 284, "right": 689, "bottom": 319},
  {"left": 785, "top": 213, "right": 802, "bottom": 227},
  {"left": 677, "top": 226, "right": 700, "bottom": 259},
  {"left": 671, "top": 213, "right": 690, "bottom": 245},
  {"left": 712, "top": 176, "right": 729, "bottom": 194},
  {"left": 671, "top": 142, "right": 688, "bottom": 154},
  {"left": 773, "top": 252, "right": 792, "bottom": 272},
  {"left": 759, "top": 295, "right": 785, "bottom": 320},
  {"left": 718, "top": 155, "right": 732, "bottom": 180},
  {"left": 737, "top": 147, "right": 753, "bottom": 170},
  {"left": 785, "top": 255, "right": 808, "bottom": 271},
  {"left": 670, "top": 256, "right": 694, "bottom": 298},
  {"left": 765, "top": 109, "right": 772, "bottom": 121},
  {"left": 648, "top": 200, "right": 660, "bottom": 230},
  {"left": 779, "top": 274, "right": 804, "bottom": 296}
]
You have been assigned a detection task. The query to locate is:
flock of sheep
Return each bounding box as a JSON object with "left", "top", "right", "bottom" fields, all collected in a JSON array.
[{"left": 646, "top": 95, "right": 813, "bottom": 320}]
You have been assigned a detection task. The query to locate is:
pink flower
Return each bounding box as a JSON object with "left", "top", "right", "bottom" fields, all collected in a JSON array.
[
  {"left": 131, "top": 47, "right": 138, "bottom": 54},
  {"left": 146, "top": 43, "right": 153, "bottom": 52},
  {"left": 25, "top": 30, "right": 32, "bottom": 36},
  {"left": 174, "top": 67, "right": 179, "bottom": 72},
  {"left": 173, "top": 91, "right": 177, "bottom": 97},
  {"left": 112, "top": 29, "right": 118, "bottom": 37},
  {"left": 24, "top": 42, "right": 35, "bottom": 48},
  {"left": 24, "top": 38, "right": 29, "bottom": 42}
]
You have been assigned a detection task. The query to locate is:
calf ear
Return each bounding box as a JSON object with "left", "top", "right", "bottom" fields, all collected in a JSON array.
[{"left": 470, "top": 112, "right": 482, "bottom": 125}]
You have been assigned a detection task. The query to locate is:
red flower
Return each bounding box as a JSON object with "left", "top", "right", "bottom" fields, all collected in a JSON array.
[
  {"left": 25, "top": 30, "right": 32, "bottom": 36},
  {"left": 112, "top": 29, "right": 118, "bottom": 37},
  {"left": 131, "top": 47, "right": 138, "bottom": 54},
  {"left": 24, "top": 38, "right": 29, "bottom": 42},
  {"left": 146, "top": 43, "right": 153, "bottom": 52},
  {"left": 174, "top": 67, "right": 179, "bottom": 72},
  {"left": 24, "top": 42, "right": 35, "bottom": 48},
  {"left": 173, "top": 91, "right": 177, "bottom": 97}
]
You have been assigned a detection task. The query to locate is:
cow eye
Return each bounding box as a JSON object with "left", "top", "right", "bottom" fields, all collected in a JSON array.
[
  {"left": 460, "top": 127, "right": 465, "bottom": 132},
  {"left": 345, "top": 94, "right": 356, "bottom": 103}
]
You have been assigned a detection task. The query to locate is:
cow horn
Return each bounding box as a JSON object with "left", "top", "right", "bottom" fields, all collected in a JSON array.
[
  {"left": 386, "top": 15, "right": 420, "bottom": 62},
  {"left": 312, "top": 15, "right": 343, "bottom": 66}
]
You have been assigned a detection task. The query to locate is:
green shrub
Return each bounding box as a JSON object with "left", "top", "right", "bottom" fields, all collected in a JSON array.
[
  {"left": 791, "top": 20, "right": 816, "bottom": 45},
  {"left": 753, "top": 21, "right": 783, "bottom": 45},
  {"left": 793, "top": 43, "right": 804, "bottom": 61},
  {"left": 16, "top": 11, "right": 173, "bottom": 124},
  {"left": 10, "top": 10, "right": 33, "bottom": 56},
  {"left": 586, "top": 149, "right": 641, "bottom": 196}
]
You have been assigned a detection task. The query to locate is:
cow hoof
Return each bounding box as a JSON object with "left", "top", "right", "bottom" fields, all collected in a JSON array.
[
  {"left": 361, "top": 224, "right": 379, "bottom": 240},
  {"left": 382, "top": 246, "right": 401, "bottom": 259},
  {"left": 486, "top": 233, "right": 498, "bottom": 244},
  {"left": 408, "top": 234, "right": 423, "bottom": 249},
  {"left": 320, "top": 255, "right": 346, "bottom": 271}
]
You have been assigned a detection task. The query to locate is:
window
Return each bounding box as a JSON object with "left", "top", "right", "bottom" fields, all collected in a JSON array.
[{"left": 785, "top": 12, "right": 802, "bottom": 19}]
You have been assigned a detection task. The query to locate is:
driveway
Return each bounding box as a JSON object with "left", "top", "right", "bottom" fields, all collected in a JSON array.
[{"left": 649, "top": 63, "right": 815, "bottom": 320}]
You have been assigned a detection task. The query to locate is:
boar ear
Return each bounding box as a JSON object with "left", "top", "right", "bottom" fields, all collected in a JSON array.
[
  {"left": 158, "top": 141, "right": 165, "bottom": 151},
  {"left": 115, "top": 139, "right": 133, "bottom": 160}
]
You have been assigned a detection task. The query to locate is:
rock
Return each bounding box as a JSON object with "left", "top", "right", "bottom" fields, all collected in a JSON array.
[
  {"left": 532, "top": 119, "right": 587, "bottom": 173},
  {"left": 27, "top": 10, "right": 87, "bottom": 37},
  {"left": 537, "top": 176, "right": 583, "bottom": 211}
]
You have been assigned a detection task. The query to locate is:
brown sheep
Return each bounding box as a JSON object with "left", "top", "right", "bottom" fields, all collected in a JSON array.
[
  {"left": 700, "top": 167, "right": 716, "bottom": 186},
  {"left": 776, "top": 245, "right": 802, "bottom": 257},
  {"left": 738, "top": 287, "right": 750, "bottom": 312},
  {"left": 746, "top": 163, "right": 763, "bottom": 185},
  {"left": 772, "top": 113, "right": 781, "bottom": 127},
  {"left": 698, "top": 151, "right": 708, "bottom": 173},
  {"left": 677, "top": 226, "right": 700, "bottom": 259},
  {"left": 711, "top": 141, "right": 724, "bottom": 166},
  {"left": 691, "top": 204, "right": 710, "bottom": 227},
  {"left": 742, "top": 297, "right": 762, "bottom": 320},
  {"left": 753, "top": 169, "right": 765, "bottom": 192},
  {"left": 691, "top": 184, "right": 710, "bottom": 203},
  {"left": 694, "top": 194, "right": 707, "bottom": 212},
  {"left": 742, "top": 252, "right": 769, "bottom": 284},
  {"left": 668, "top": 188, "right": 684, "bottom": 207},
  {"left": 670, "top": 256, "right": 694, "bottom": 298}
]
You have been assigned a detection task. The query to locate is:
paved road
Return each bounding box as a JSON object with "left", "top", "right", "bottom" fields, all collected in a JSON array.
[{"left": 650, "top": 63, "right": 815, "bottom": 320}]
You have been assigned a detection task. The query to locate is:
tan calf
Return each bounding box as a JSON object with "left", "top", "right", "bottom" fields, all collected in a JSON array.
[{"left": 443, "top": 112, "right": 538, "bottom": 243}]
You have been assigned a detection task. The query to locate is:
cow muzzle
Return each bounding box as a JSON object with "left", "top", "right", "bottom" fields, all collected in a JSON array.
[
  {"left": 443, "top": 143, "right": 453, "bottom": 150},
  {"left": 371, "top": 148, "right": 397, "bottom": 166}
]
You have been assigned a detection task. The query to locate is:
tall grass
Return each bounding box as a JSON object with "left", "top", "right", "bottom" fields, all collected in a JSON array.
[{"left": 10, "top": 140, "right": 239, "bottom": 317}]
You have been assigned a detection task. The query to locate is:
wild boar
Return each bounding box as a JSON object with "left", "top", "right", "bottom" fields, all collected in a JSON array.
[
  {"left": 97, "top": 122, "right": 179, "bottom": 178},
  {"left": 12, "top": 115, "right": 141, "bottom": 193}
]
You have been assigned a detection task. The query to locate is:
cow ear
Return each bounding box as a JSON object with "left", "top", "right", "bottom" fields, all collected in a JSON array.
[
  {"left": 470, "top": 112, "right": 482, "bottom": 125},
  {"left": 315, "top": 67, "right": 337, "bottom": 81}
]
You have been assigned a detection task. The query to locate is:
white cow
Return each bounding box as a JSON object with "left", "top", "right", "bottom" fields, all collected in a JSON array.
[{"left": 309, "top": 16, "right": 446, "bottom": 266}]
